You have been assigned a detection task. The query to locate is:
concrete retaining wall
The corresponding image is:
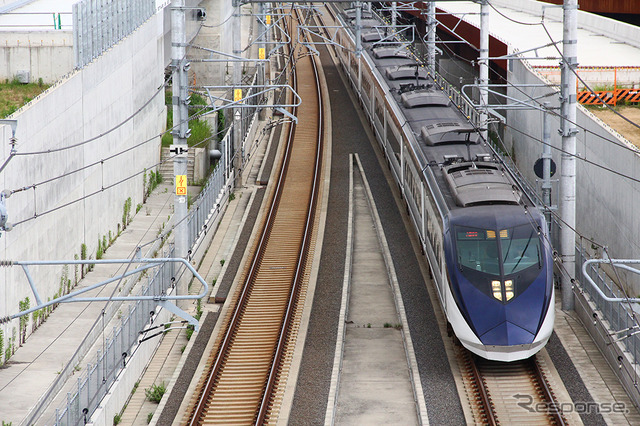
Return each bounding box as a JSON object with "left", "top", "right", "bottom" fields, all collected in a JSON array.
[
  {"left": 0, "top": 11, "right": 166, "bottom": 361},
  {"left": 505, "top": 58, "right": 640, "bottom": 292},
  {"left": 0, "top": 31, "right": 73, "bottom": 83}
]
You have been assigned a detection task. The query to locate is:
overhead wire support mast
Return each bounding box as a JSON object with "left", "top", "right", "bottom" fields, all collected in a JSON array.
[
  {"left": 171, "top": 0, "right": 190, "bottom": 304},
  {"left": 479, "top": 0, "right": 489, "bottom": 143},
  {"left": 560, "top": 0, "right": 578, "bottom": 311},
  {"left": 233, "top": 0, "right": 243, "bottom": 188}
]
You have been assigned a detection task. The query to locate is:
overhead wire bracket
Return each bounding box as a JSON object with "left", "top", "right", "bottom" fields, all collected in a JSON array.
[
  {"left": 0, "top": 258, "right": 208, "bottom": 330},
  {"left": 201, "top": 84, "right": 301, "bottom": 123}
]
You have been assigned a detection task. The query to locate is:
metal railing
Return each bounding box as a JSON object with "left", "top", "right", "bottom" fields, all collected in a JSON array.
[
  {"left": 186, "top": 73, "right": 263, "bottom": 253},
  {"left": 46, "top": 247, "right": 175, "bottom": 426},
  {"left": 42, "top": 148, "right": 234, "bottom": 425},
  {"left": 186, "top": 139, "right": 232, "bottom": 253},
  {"left": 41, "top": 150, "right": 233, "bottom": 426},
  {"left": 42, "top": 69, "right": 265, "bottom": 424},
  {"left": 577, "top": 247, "right": 640, "bottom": 408}
]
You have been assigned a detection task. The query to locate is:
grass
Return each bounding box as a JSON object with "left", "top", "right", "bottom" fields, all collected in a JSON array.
[
  {"left": 0, "top": 78, "right": 49, "bottom": 118},
  {"left": 145, "top": 382, "right": 166, "bottom": 403},
  {"left": 162, "top": 90, "right": 212, "bottom": 148}
]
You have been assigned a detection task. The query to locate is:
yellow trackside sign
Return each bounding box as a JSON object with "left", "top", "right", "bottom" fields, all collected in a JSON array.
[
  {"left": 234, "top": 89, "right": 242, "bottom": 102},
  {"left": 259, "top": 48, "right": 265, "bottom": 60},
  {"left": 176, "top": 175, "right": 187, "bottom": 195}
]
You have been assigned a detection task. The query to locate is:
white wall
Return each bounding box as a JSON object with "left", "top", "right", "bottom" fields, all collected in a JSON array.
[
  {"left": 505, "top": 58, "right": 640, "bottom": 292},
  {"left": 0, "top": 32, "right": 74, "bottom": 83},
  {"left": 0, "top": 11, "right": 166, "bottom": 360}
]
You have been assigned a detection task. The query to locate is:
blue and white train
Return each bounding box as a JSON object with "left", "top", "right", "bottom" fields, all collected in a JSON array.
[{"left": 327, "top": 5, "right": 554, "bottom": 361}]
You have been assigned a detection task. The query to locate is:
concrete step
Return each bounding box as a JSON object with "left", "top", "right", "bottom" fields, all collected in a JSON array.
[{"left": 160, "top": 146, "right": 197, "bottom": 183}]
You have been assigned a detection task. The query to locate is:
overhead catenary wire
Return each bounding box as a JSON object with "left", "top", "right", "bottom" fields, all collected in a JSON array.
[
  {"left": 13, "top": 76, "right": 171, "bottom": 157},
  {"left": 416, "top": 3, "right": 639, "bottom": 272},
  {"left": 9, "top": 101, "right": 210, "bottom": 195},
  {"left": 539, "top": 20, "right": 640, "bottom": 132},
  {"left": 5, "top": 12, "right": 291, "bottom": 228},
  {"left": 463, "top": 3, "right": 640, "bottom": 309},
  {"left": 406, "top": 2, "right": 640, "bottom": 337},
  {"left": 432, "top": 2, "right": 640, "bottom": 156},
  {"left": 8, "top": 105, "right": 262, "bottom": 228},
  {"left": 8, "top": 18, "right": 209, "bottom": 158}
]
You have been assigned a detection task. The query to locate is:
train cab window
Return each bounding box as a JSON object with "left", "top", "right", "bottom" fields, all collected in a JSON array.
[
  {"left": 456, "top": 225, "right": 541, "bottom": 277},
  {"left": 500, "top": 225, "right": 541, "bottom": 275},
  {"left": 455, "top": 227, "right": 500, "bottom": 276}
]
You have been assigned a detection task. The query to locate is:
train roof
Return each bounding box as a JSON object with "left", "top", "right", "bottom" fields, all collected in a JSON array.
[
  {"left": 353, "top": 14, "right": 531, "bottom": 214},
  {"left": 443, "top": 162, "right": 521, "bottom": 207}
]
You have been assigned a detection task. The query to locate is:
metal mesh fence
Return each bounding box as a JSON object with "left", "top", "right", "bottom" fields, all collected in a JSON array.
[
  {"left": 48, "top": 249, "right": 175, "bottom": 425},
  {"left": 73, "top": 0, "right": 155, "bottom": 69},
  {"left": 43, "top": 70, "right": 263, "bottom": 424}
]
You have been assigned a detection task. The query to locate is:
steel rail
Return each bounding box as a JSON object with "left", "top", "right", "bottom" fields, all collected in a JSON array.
[
  {"left": 465, "top": 353, "right": 498, "bottom": 426},
  {"left": 186, "top": 5, "right": 322, "bottom": 424},
  {"left": 464, "top": 351, "right": 567, "bottom": 425},
  {"left": 529, "top": 356, "right": 568, "bottom": 426},
  {"left": 256, "top": 6, "right": 324, "bottom": 423}
]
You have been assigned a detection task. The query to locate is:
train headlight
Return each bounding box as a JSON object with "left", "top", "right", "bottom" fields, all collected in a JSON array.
[
  {"left": 505, "top": 280, "right": 514, "bottom": 301},
  {"left": 492, "top": 280, "right": 502, "bottom": 301}
]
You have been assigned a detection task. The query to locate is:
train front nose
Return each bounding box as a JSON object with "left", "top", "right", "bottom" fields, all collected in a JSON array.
[{"left": 479, "top": 320, "right": 535, "bottom": 346}]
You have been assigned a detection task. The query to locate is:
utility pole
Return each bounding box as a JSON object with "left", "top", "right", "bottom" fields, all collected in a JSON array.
[
  {"left": 560, "top": 0, "right": 578, "bottom": 310},
  {"left": 391, "top": 2, "right": 397, "bottom": 29},
  {"left": 426, "top": 1, "right": 436, "bottom": 74},
  {"left": 233, "top": 0, "right": 243, "bottom": 188},
  {"left": 171, "top": 0, "right": 189, "bottom": 295},
  {"left": 355, "top": 1, "right": 362, "bottom": 58},
  {"left": 258, "top": 1, "right": 266, "bottom": 118},
  {"left": 542, "top": 102, "right": 552, "bottom": 231},
  {"left": 479, "top": 0, "right": 489, "bottom": 142}
]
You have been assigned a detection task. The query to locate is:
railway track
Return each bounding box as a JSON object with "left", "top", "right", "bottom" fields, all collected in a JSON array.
[
  {"left": 459, "top": 348, "right": 568, "bottom": 425},
  {"left": 183, "top": 7, "right": 324, "bottom": 425}
]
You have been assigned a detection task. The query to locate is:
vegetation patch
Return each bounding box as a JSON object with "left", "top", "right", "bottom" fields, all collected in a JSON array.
[
  {"left": 145, "top": 382, "right": 166, "bottom": 403},
  {"left": 161, "top": 90, "right": 212, "bottom": 148},
  {"left": 0, "top": 78, "right": 49, "bottom": 118}
]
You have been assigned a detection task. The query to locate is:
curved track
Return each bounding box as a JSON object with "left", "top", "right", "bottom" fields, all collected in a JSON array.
[{"left": 184, "top": 7, "right": 324, "bottom": 425}]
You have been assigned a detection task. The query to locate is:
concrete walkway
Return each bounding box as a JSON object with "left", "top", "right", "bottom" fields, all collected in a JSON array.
[
  {"left": 117, "top": 185, "right": 255, "bottom": 425},
  {"left": 326, "top": 155, "right": 428, "bottom": 425},
  {"left": 0, "top": 183, "right": 174, "bottom": 425},
  {"left": 117, "top": 112, "right": 275, "bottom": 424},
  {"left": 554, "top": 300, "right": 640, "bottom": 425}
]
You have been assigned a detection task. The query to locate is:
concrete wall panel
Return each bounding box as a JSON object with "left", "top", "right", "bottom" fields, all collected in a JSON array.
[
  {"left": 506, "top": 59, "right": 640, "bottom": 292},
  {"left": 0, "top": 32, "right": 74, "bottom": 83},
  {"left": 0, "top": 12, "right": 165, "bottom": 361}
]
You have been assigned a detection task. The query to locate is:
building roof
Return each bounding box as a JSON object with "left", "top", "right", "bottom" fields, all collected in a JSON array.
[{"left": 438, "top": 0, "right": 640, "bottom": 69}]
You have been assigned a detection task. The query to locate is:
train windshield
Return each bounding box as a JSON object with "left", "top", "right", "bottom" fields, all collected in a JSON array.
[
  {"left": 455, "top": 225, "right": 541, "bottom": 276},
  {"left": 501, "top": 225, "right": 541, "bottom": 274},
  {"left": 455, "top": 227, "right": 500, "bottom": 275}
]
